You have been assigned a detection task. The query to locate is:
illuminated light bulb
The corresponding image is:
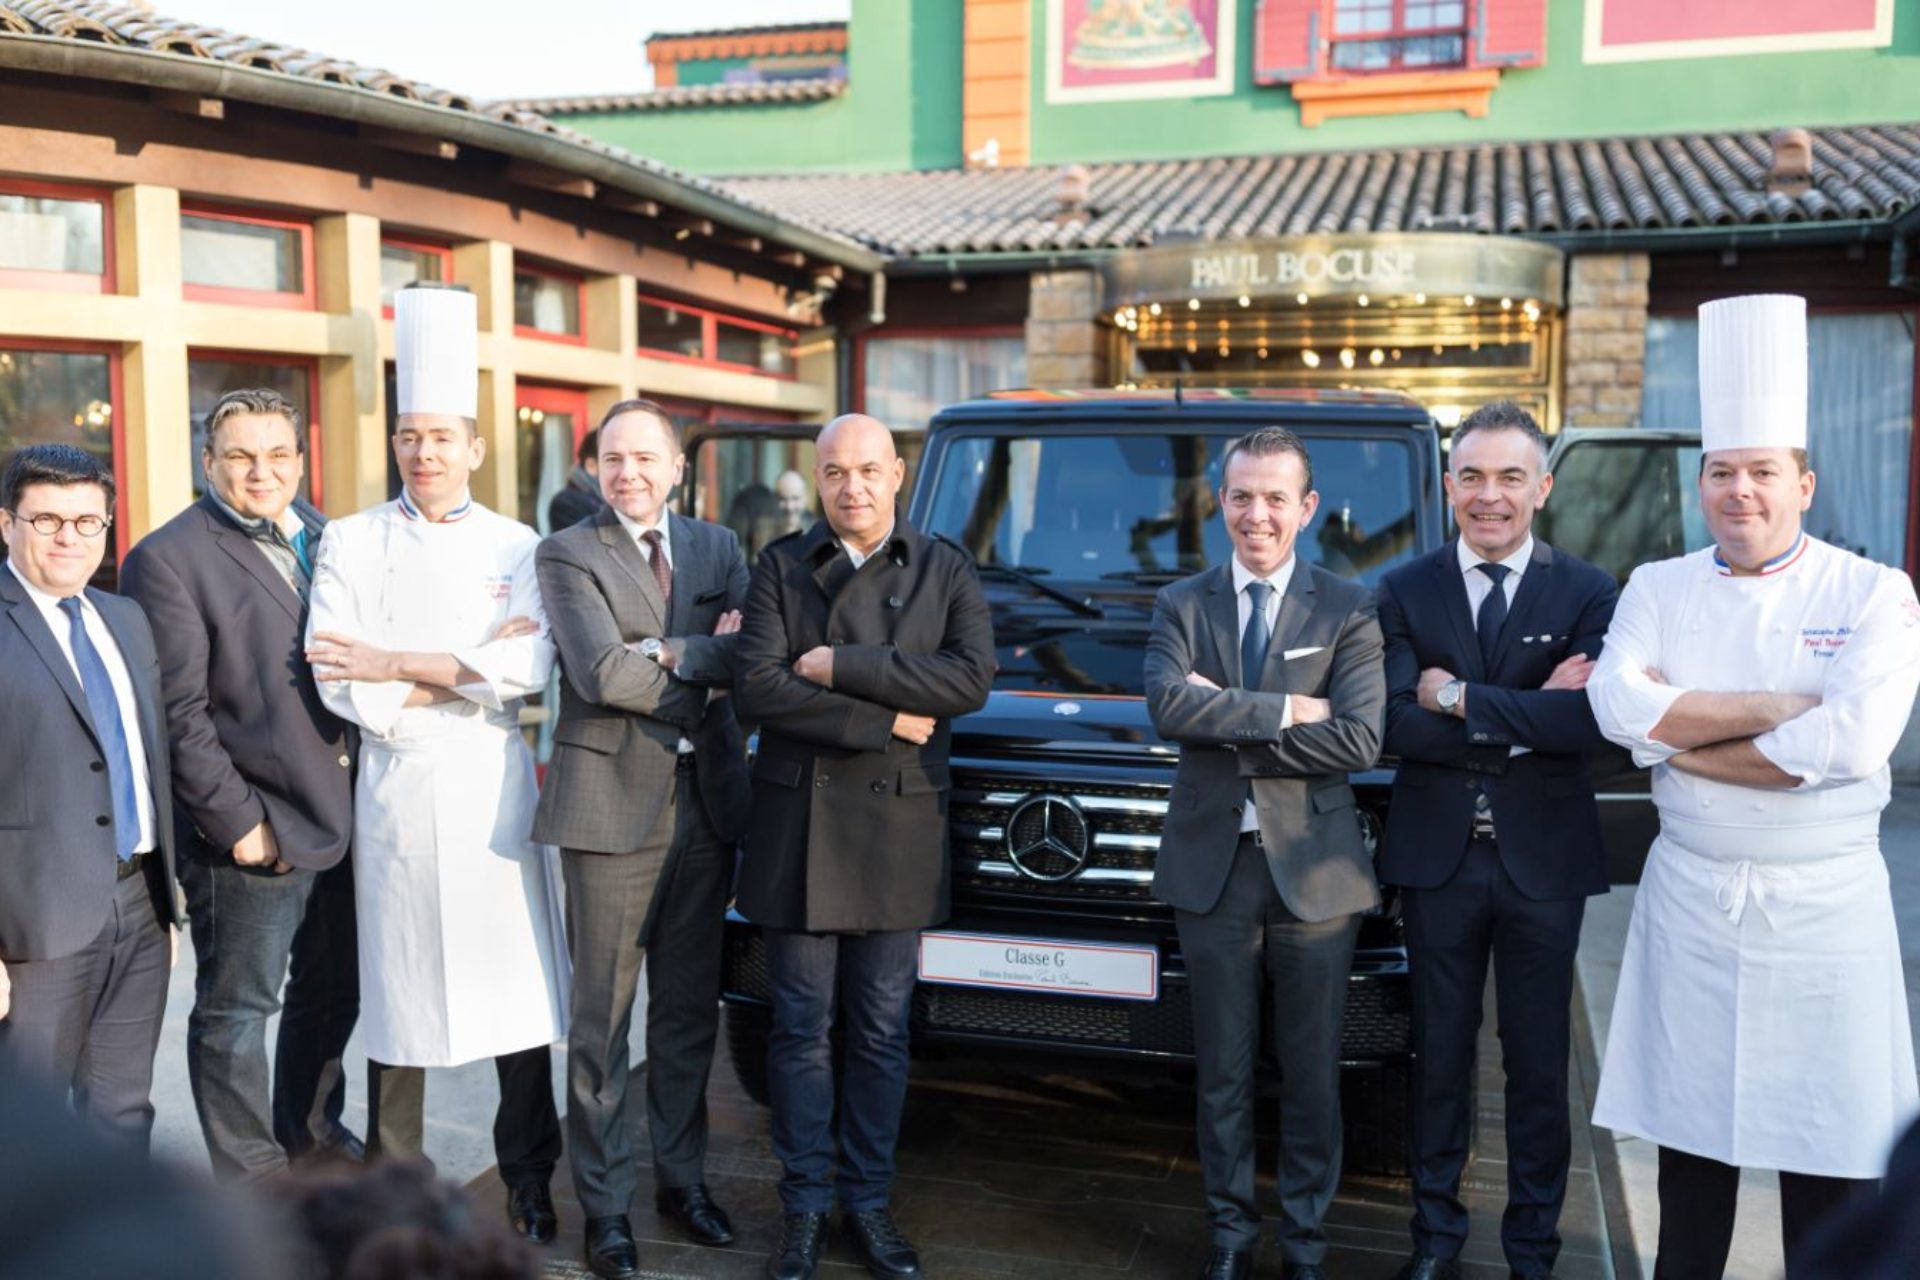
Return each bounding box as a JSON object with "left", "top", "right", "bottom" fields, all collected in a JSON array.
[
  {"left": 1149, "top": 302, "right": 1162, "bottom": 316},
  {"left": 1187, "top": 298, "right": 1201, "bottom": 311},
  {"left": 1433, "top": 343, "right": 1444, "bottom": 355},
  {"left": 1501, "top": 297, "right": 1513, "bottom": 310},
  {"left": 1296, "top": 292, "right": 1309, "bottom": 306},
  {"left": 1257, "top": 347, "right": 1269, "bottom": 359},
  {"left": 1357, "top": 293, "right": 1370, "bottom": 307},
  {"left": 1301, "top": 348, "right": 1322, "bottom": 368},
  {"left": 1186, "top": 339, "right": 1198, "bottom": 353},
  {"left": 1463, "top": 293, "right": 1476, "bottom": 306},
  {"left": 1238, "top": 295, "right": 1251, "bottom": 308},
  {"left": 1369, "top": 348, "right": 1385, "bottom": 366},
  {"left": 1339, "top": 347, "right": 1356, "bottom": 370},
  {"left": 1414, "top": 292, "right": 1427, "bottom": 305},
  {"left": 1391, "top": 348, "right": 1401, "bottom": 360}
]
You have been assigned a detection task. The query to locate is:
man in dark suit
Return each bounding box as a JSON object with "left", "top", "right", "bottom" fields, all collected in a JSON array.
[
  {"left": 0, "top": 443, "right": 180, "bottom": 1146},
  {"left": 532, "top": 400, "right": 752, "bottom": 1280},
  {"left": 1143, "top": 426, "right": 1387, "bottom": 1280},
  {"left": 1374, "top": 402, "right": 1617, "bottom": 1280},
  {"left": 548, "top": 427, "right": 607, "bottom": 533},
  {"left": 735, "top": 414, "right": 994, "bottom": 1280},
  {"left": 120, "top": 388, "right": 360, "bottom": 1182}
]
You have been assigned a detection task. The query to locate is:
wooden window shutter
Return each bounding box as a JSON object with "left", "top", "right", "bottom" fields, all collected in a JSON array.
[
  {"left": 1254, "top": 0, "right": 1328, "bottom": 85},
  {"left": 1468, "top": 0, "right": 1547, "bottom": 69}
]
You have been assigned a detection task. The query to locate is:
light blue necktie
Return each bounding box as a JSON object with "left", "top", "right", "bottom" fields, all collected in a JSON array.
[
  {"left": 1242, "top": 580, "right": 1273, "bottom": 690},
  {"left": 59, "top": 597, "right": 140, "bottom": 861}
]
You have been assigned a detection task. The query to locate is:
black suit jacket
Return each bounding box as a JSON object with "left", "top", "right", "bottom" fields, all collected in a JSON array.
[
  {"left": 1375, "top": 539, "right": 1618, "bottom": 900},
  {"left": 120, "top": 497, "right": 354, "bottom": 871},
  {"left": 0, "top": 569, "right": 180, "bottom": 961},
  {"left": 734, "top": 519, "right": 995, "bottom": 933}
]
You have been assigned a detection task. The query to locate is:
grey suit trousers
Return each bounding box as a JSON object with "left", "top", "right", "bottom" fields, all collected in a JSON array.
[
  {"left": 1177, "top": 834, "right": 1361, "bottom": 1261},
  {"left": 563, "top": 760, "right": 731, "bottom": 1218}
]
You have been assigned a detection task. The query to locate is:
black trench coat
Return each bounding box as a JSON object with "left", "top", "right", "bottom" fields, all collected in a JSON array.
[{"left": 733, "top": 518, "right": 994, "bottom": 933}]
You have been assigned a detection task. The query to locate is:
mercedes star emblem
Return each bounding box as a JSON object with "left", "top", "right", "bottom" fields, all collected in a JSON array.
[
  {"left": 1005, "top": 794, "right": 1092, "bottom": 882},
  {"left": 1052, "top": 701, "right": 1083, "bottom": 716}
]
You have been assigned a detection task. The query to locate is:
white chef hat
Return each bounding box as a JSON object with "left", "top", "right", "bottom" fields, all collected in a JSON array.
[
  {"left": 1697, "top": 294, "right": 1807, "bottom": 454},
  {"left": 394, "top": 283, "right": 478, "bottom": 420}
]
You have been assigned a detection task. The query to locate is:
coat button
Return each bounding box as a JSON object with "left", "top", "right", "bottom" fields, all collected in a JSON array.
[
  {"left": 91, "top": 760, "right": 105, "bottom": 773},
  {"left": 870, "top": 780, "right": 887, "bottom": 794},
  {"left": 96, "top": 815, "right": 111, "bottom": 826},
  {"left": 816, "top": 775, "right": 830, "bottom": 788},
  {"left": 339, "top": 754, "right": 351, "bottom": 767}
]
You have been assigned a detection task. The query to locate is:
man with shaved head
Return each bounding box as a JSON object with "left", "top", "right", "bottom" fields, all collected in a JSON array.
[{"left": 736, "top": 414, "right": 995, "bottom": 1280}]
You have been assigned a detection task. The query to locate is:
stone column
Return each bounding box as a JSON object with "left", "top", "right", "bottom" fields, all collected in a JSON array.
[
  {"left": 1026, "top": 269, "right": 1108, "bottom": 389},
  {"left": 1561, "top": 252, "right": 1651, "bottom": 428}
]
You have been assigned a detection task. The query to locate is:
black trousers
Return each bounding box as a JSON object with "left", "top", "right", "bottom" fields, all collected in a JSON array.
[
  {"left": 1655, "top": 1146, "right": 1877, "bottom": 1280},
  {"left": 1403, "top": 836, "right": 1586, "bottom": 1275},
  {"left": 563, "top": 763, "right": 731, "bottom": 1218},
  {"left": 366, "top": 1047, "right": 560, "bottom": 1189},
  {"left": 1175, "top": 834, "right": 1361, "bottom": 1263}
]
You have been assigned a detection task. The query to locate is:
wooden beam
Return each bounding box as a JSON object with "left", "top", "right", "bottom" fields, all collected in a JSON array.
[
  {"left": 770, "top": 249, "right": 807, "bottom": 269},
  {"left": 151, "top": 89, "right": 223, "bottom": 120},
  {"left": 505, "top": 160, "right": 597, "bottom": 200},
  {"left": 600, "top": 192, "right": 661, "bottom": 218},
  {"left": 359, "top": 124, "right": 458, "bottom": 160}
]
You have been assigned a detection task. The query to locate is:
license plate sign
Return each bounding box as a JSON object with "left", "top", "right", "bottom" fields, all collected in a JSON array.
[{"left": 917, "top": 932, "right": 1159, "bottom": 1001}]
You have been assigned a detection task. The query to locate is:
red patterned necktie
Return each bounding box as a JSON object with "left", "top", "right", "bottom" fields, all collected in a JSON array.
[{"left": 641, "top": 529, "right": 673, "bottom": 608}]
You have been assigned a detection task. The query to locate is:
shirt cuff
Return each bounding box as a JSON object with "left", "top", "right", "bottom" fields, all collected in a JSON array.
[{"left": 1278, "top": 693, "right": 1293, "bottom": 733}]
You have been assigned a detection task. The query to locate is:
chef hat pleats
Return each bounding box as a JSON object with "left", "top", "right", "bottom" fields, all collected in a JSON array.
[
  {"left": 1697, "top": 294, "right": 1808, "bottom": 454},
  {"left": 395, "top": 283, "right": 479, "bottom": 420}
]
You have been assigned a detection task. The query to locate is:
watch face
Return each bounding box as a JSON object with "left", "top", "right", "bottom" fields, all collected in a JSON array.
[
  {"left": 640, "top": 638, "right": 662, "bottom": 658},
  {"left": 1438, "top": 682, "right": 1459, "bottom": 709}
]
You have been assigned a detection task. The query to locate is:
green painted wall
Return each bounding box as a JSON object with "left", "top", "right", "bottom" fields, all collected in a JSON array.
[
  {"left": 1030, "top": 0, "right": 1920, "bottom": 164},
  {"left": 571, "top": 0, "right": 962, "bottom": 175}
]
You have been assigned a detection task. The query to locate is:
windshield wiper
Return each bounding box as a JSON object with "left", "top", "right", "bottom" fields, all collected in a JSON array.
[
  {"left": 1099, "top": 568, "right": 1188, "bottom": 585},
  {"left": 974, "top": 562, "right": 1105, "bottom": 618}
]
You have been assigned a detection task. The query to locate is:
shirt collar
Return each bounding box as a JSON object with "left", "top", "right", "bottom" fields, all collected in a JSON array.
[
  {"left": 397, "top": 487, "right": 474, "bottom": 524},
  {"left": 840, "top": 522, "right": 896, "bottom": 568},
  {"left": 4, "top": 558, "right": 84, "bottom": 613},
  {"left": 613, "top": 505, "right": 671, "bottom": 549},
  {"left": 1713, "top": 530, "right": 1809, "bottom": 577},
  {"left": 1456, "top": 534, "right": 1534, "bottom": 580},
  {"left": 1231, "top": 553, "right": 1295, "bottom": 600},
  {"left": 210, "top": 493, "right": 304, "bottom": 541}
]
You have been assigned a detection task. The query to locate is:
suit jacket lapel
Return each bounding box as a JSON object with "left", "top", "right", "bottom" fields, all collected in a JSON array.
[
  {"left": 1260, "top": 560, "right": 1317, "bottom": 689},
  {"left": 205, "top": 505, "right": 303, "bottom": 623},
  {"left": 1435, "top": 542, "right": 1485, "bottom": 681},
  {"left": 1491, "top": 539, "right": 1555, "bottom": 671},
  {"left": 666, "top": 513, "right": 701, "bottom": 636},
  {"left": 3, "top": 578, "right": 97, "bottom": 745},
  {"left": 1203, "top": 564, "right": 1241, "bottom": 686},
  {"left": 596, "top": 509, "right": 666, "bottom": 630}
]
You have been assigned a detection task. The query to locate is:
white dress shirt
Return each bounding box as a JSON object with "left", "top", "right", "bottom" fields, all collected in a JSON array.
[
  {"left": 841, "top": 523, "right": 895, "bottom": 571},
  {"left": 1457, "top": 535, "right": 1533, "bottom": 758},
  {"left": 7, "top": 560, "right": 157, "bottom": 852},
  {"left": 1232, "top": 553, "right": 1296, "bottom": 833},
  {"left": 613, "top": 506, "right": 694, "bottom": 753}
]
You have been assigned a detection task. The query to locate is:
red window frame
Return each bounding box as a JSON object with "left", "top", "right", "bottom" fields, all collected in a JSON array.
[
  {"left": 0, "top": 337, "right": 126, "bottom": 563},
  {"left": 513, "top": 259, "right": 587, "bottom": 345},
  {"left": 188, "top": 349, "right": 325, "bottom": 509},
  {"left": 636, "top": 291, "right": 799, "bottom": 380},
  {"left": 379, "top": 235, "right": 455, "bottom": 320},
  {"left": 180, "top": 204, "right": 317, "bottom": 311},
  {"left": 516, "top": 381, "right": 593, "bottom": 449},
  {"left": 1327, "top": 0, "right": 1469, "bottom": 74},
  {"left": 0, "top": 178, "right": 115, "bottom": 295}
]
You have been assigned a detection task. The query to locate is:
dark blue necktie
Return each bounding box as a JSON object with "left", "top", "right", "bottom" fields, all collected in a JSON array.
[
  {"left": 1476, "top": 562, "right": 1511, "bottom": 668},
  {"left": 290, "top": 526, "right": 314, "bottom": 582},
  {"left": 1242, "top": 580, "right": 1273, "bottom": 690},
  {"left": 60, "top": 597, "right": 140, "bottom": 861}
]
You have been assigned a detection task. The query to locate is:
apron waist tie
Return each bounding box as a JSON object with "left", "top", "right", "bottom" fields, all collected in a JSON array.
[{"left": 1713, "top": 859, "right": 1781, "bottom": 929}]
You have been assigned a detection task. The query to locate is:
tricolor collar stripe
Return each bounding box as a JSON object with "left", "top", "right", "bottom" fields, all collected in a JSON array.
[
  {"left": 1713, "top": 532, "right": 1807, "bottom": 576},
  {"left": 398, "top": 490, "right": 472, "bottom": 524}
]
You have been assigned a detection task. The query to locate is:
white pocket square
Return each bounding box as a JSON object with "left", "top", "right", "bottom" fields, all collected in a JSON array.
[{"left": 1282, "top": 646, "right": 1325, "bottom": 660}]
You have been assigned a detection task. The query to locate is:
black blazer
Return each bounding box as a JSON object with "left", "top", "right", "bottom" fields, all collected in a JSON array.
[
  {"left": 734, "top": 519, "right": 995, "bottom": 934},
  {"left": 1375, "top": 539, "right": 1618, "bottom": 900},
  {"left": 120, "top": 497, "right": 354, "bottom": 871},
  {"left": 0, "top": 570, "right": 180, "bottom": 961}
]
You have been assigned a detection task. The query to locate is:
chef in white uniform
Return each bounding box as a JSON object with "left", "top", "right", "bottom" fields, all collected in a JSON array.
[
  {"left": 1586, "top": 293, "right": 1920, "bottom": 1280},
  {"left": 305, "top": 283, "right": 569, "bottom": 1244}
]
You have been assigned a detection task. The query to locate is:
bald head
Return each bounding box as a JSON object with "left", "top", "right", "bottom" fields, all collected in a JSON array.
[{"left": 815, "top": 414, "right": 904, "bottom": 554}]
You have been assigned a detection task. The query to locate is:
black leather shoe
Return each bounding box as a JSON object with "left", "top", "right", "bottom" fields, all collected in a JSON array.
[
  {"left": 294, "top": 1128, "right": 366, "bottom": 1166},
  {"left": 1393, "top": 1256, "right": 1462, "bottom": 1280},
  {"left": 1198, "top": 1247, "right": 1252, "bottom": 1280},
  {"left": 584, "top": 1215, "right": 639, "bottom": 1280},
  {"left": 1281, "top": 1265, "right": 1330, "bottom": 1280},
  {"left": 1509, "top": 1271, "right": 1553, "bottom": 1280},
  {"left": 767, "top": 1212, "right": 830, "bottom": 1280},
  {"left": 656, "top": 1182, "right": 735, "bottom": 1246},
  {"left": 842, "top": 1208, "right": 922, "bottom": 1278},
  {"left": 505, "top": 1181, "right": 556, "bottom": 1245}
]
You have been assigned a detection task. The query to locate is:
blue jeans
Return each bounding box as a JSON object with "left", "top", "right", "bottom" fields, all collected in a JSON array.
[
  {"left": 764, "top": 928, "right": 918, "bottom": 1214},
  {"left": 178, "top": 854, "right": 359, "bottom": 1182}
]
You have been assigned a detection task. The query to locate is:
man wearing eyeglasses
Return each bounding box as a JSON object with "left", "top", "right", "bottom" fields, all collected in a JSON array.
[{"left": 0, "top": 443, "right": 180, "bottom": 1146}]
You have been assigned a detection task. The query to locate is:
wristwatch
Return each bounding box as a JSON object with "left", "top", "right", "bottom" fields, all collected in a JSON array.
[
  {"left": 638, "top": 638, "right": 665, "bottom": 662},
  {"left": 1436, "top": 679, "right": 1464, "bottom": 714}
]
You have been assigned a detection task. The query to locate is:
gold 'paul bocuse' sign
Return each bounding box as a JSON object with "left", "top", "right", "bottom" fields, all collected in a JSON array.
[{"left": 1105, "top": 233, "right": 1566, "bottom": 307}]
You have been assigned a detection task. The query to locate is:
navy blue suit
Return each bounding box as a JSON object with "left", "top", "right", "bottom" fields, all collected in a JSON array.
[{"left": 1376, "top": 538, "right": 1616, "bottom": 1276}]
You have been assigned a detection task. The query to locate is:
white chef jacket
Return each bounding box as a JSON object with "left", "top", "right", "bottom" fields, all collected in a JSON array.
[
  {"left": 308, "top": 491, "right": 569, "bottom": 1068},
  {"left": 1586, "top": 534, "right": 1920, "bottom": 1176}
]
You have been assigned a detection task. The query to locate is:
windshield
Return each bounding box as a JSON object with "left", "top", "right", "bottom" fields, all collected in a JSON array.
[
  {"left": 1535, "top": 438, "right": 1710, "bottom": 585},
  {"left": 921, "top": 430, "right": 1423, "bottom": 587}
]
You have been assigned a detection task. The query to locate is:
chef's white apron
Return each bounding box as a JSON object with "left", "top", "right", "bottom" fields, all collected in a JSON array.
[{"left": 1594, "top": 811, "right": 1917, "bottom": 1177}]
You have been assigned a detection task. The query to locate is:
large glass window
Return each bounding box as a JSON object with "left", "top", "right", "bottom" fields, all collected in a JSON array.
[
  {"left": 0, "top": 343, "right": 119, "bottom": 578},
  {"left": 864, "top": 334, "right": 1027, "bottom": 437},
  {"left": 0, "top": 186, "right": 108, "bottom": 288},
  {"left": 1329, "top": 0, "right": 1467, "bottom": 71},
  {"left": 181, "top": 210, "right": 309, "bottom": 301},
  {"left": 637, "top": 298, "right": 705, "bottom": 359},
  {"left": 187, "top": 356, "right": 315, "bottom": 503},
  {"left": 715, "top": 319, "right": 797, "bottom": 377},
  {"left": 1642, "top": 311, "right": 1916, "bottom": 568},
  {"left": 379, "top": 239, "right": 451, "bottom": 311},
  {"left": 513, "top": 265, "right": 582, "bottom": 339},
  {"left": 922, "top": 430, "right": 1421, "bottom": 586}
]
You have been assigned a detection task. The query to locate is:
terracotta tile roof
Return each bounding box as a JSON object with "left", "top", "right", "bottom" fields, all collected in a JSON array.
[
  {"left": 0, "top": 0, "right": 880, "bottom": 266},
  {"left": 502, "top": 78, "right": 846, "bottom": 116},
  {"left": 651, "top": 22, "right": 846, "bottom": 41},
  {"left": 719, "top": 125, "right": 1920, "bottom": 257}
]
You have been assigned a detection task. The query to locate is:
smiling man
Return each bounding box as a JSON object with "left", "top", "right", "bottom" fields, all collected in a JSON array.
[
  {"left": 1587, "top": 295, "right": 1920, "bottom": 1279},
  {"left": 531, "top": 400, "right": 751, "bottom": 1280},
  {"left": 1372, "top": 403, "right": 1617, "bottom": 1280},
  {"left": 1143, "top": 427, "right": 1386, "bottom": 1280}
]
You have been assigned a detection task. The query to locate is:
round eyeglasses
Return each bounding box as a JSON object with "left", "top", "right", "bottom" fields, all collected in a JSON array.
[{"left": 12, "top": 511, "right": 112, "bottom": 538}]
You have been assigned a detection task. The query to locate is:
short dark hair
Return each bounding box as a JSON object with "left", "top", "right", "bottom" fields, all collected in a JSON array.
[
  {"left": 1220, "top": 426, "right": 1314, "bottom": 495},
  {"left": 273, "top": 1158, "right": 538, "bottom": 1280},
  {"left": 1450, "top": 400, "right": 1549, "bottom": 470},
  {"left": 596, "top": 398, "right": 679, "bottom": 450},
  {"left": 574, "top": 428, "right": 599, "bottom": 465},
  {"left": 2, "top": 443, "right": 116, "bottom": 513},
  {"left": 205, "top": 388, "right": 305, "bottom": 455}
]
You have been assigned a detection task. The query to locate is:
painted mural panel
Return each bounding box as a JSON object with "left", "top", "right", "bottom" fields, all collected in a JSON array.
[
  {"left": 1583, "top": 0, "right": 1893, "bottom": 63},
  {"left": 1045, "top": 0, "right": 1238, "bottom": 103}
]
